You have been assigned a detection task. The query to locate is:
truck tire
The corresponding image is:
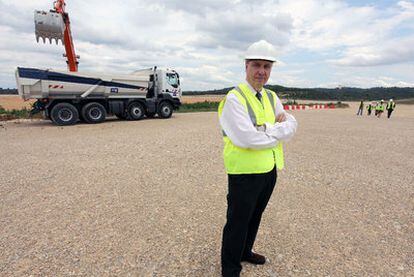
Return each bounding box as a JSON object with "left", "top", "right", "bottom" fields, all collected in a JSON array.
[
  {"left": 50, "top": 103, "right": 79, "bottom": 126},
  {"left": 127, "top": 102, "right": 145, "bottom": 120},
  {"left": 158, "top": 101, "right": 173, "bottom": 118},
  {"left": 81, "top": 102, "right": 106, "bottom": 124}
]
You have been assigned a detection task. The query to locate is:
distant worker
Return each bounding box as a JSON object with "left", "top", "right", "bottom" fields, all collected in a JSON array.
[
  {"left": 218, "top": 40, "right": 297, "bottom": 277},
  {"left": 366, "top": 102, "right": 373, "bottom": 116},
  {"left": 356, "top": 100, "right": 364, "bottom": 116},
  {"left": 376, "top": 100, "right": 385, "bottom": 118},
  {"left": 386, "top": 99, "right": 396, "bottom": 118}
]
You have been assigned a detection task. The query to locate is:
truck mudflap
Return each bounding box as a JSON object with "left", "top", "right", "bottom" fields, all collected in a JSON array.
[{"left": 30, "top": 99, "right": 48, "bottom": 116}]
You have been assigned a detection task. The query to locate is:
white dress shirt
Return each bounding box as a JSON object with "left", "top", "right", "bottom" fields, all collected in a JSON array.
[{"left": 219, "top": 82, "right": 297, "bottom": 149}]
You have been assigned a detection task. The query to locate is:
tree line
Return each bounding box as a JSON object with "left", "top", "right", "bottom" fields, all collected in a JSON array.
[
  {"left": 184, "top": 85, "right": 414, "bottom": 101},
  {"left": 0, "top": 88, "right": 18, "bottom": 95}
]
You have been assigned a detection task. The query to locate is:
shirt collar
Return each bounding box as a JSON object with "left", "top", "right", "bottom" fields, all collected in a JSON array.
[{"left": 245, "top": 81, "right": 264, "bottom": 96}]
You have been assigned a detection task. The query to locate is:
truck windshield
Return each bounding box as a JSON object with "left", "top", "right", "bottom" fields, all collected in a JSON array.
[{"left": 166, "top": 73, "right": 179, "bottom": 88}]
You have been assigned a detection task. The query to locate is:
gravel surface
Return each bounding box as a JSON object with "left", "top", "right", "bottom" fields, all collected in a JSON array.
[{"left": 1, "top": 104, "right": 413, "bottom": 276}]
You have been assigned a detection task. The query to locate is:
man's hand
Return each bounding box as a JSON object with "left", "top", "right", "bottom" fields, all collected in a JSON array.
[
  {"left": 276, "top": 113, "right": 286, "bottom": 123},
  {"left": 256, "top": 125, "right": 266, "bottom": 132}
]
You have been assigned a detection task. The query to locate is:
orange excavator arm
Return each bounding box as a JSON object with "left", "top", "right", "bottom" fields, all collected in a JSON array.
[
  {"left": 54, "top": 0, "right": 78, "bottom": 72},
  {"left": 34, "top": 0, "right": 79, "bottom": 71}
]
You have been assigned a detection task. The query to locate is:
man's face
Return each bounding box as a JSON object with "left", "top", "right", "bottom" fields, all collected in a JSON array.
[{"left": 245, "top": 60, "right": 273, "bottom": 90}]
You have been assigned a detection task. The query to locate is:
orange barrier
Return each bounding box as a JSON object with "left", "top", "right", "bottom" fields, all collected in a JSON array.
[{"left": 283, "top": 104, "right": 335, "bottom": 110}]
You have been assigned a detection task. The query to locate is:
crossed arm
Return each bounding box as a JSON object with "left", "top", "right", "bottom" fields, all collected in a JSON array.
[{"left": 219, "top": 93, "right": 298, "bottom": 149}]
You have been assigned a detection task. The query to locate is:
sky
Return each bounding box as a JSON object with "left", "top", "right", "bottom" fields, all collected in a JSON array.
[{"left": 0, "top": 0, "right": 413, "bottom": 91}]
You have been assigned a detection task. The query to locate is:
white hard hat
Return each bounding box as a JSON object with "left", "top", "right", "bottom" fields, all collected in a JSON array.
[
  {"left": 390, "top": 99, "right": 393, "bottom": 101},
  {"left": 245, "top": 40, "right": 277, "bottom": 62}
]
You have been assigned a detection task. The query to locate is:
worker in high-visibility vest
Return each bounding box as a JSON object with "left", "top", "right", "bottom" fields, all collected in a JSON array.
[
  {"left": 218, "top": 40, "right": 297, "bottom": 277},
  {"left": 386, "top": 99, "right": 396, "bottom": 118},
  {"left": 376, "top": 100, "right": 385, "bottom": 118},
  {"left": 357, "top": 100, "right": 364, "bottom": 116},
  {"left": 367, "top": 102, "right": 373, "bottom": 116}
]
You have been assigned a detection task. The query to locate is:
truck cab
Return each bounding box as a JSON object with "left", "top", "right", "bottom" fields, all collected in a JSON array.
[{"left": 161, "top": 69, "right": 181, "bottom": 98}]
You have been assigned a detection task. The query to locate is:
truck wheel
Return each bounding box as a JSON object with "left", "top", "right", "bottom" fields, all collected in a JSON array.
[
  {"left": 158, "top": 101, "right": 173, "bottom": 118},
  {"left": 81, "top": 102, "right": 106, "bottom": 124},
  {"left": 50, "top": 103, "right": 79, "bottom": 126},
  {"left": 128, "top": 102, "right": 145, "bottom": 120}
]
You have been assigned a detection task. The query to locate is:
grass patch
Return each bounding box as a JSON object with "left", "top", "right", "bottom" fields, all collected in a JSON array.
[
  {"left": 0, "top": 104, "right": 33, "bottom": 120},
  {"left": 178, "top": 101, "right": 220, "bottom": 113}
]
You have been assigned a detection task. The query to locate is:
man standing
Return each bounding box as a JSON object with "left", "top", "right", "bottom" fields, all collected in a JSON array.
[
  {"left": 357, "top": 100, "right": 364, "bottom": 116},
  {"left": 367, "top": 102, "right": 373, "bottom": 116},
  {"left": 376, "top": 100, "right": 385, "bottom": 118},
  {"left": 218, "top": 40, "right": 297, "bottom": 277},
  {"left": 386, "top": 99, "right": 396, "bottom": 118}
]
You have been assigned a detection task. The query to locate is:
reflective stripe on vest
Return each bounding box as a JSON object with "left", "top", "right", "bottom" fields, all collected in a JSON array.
[
  {"left": 218, "top": 84, "right": 285, "bottom": 174},
  {"left": 265, "top": 89, "right": 275, "bottom": 110}
]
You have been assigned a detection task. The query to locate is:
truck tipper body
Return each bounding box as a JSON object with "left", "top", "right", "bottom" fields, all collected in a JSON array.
[{"left": 15, "top": 66, "right": 181, "bottom": 125}]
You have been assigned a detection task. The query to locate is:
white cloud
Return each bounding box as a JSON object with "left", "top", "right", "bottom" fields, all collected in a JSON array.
[
  {"left": 0, "top": 0, "right": 413, "bottom": 90},
  {"left": 330, "top": 37, "right": 414, "bottom": 66},
  {"left": 277, "top": 0, "right": 414, "bottom": 61},
  {"left": 191, "top": 10, "right": 293, "bottom": 50},
  {"left": 319, "top": 76, "right": 414, "bottom": 88},
  {"left": 398, "top": 0, "right": 414, "bottom": 11},
  {"left": 176, "top": 64, "right": 238, "bottom": 90}
]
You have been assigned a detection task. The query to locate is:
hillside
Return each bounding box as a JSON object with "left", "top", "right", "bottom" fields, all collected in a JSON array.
[{"left": 184, "top": 85, "right": 414, "bottom": 101}]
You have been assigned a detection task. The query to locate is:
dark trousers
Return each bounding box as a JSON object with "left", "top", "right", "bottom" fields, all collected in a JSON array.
[
  {"left": 387, "top": 109, "right": 393, "bottom": 118},
  {"left": 221, "top": 167, "right": 277, "bottom": 277}
]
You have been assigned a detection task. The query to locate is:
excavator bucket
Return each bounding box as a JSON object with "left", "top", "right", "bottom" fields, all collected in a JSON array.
[{"left": 34, "top": 10, "right": 65, "bottom": 44}]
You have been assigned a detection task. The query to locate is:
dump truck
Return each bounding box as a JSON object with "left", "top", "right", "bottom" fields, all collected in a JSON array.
[
  {"left": 14, "top": 0, "right": 181, "bottom": 125},
  {"left": 15, "top": 66, "right": 181, "bottom": 125}
]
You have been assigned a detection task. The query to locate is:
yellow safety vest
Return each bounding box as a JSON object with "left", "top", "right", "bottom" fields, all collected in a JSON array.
[
  {"left": 218, "top": 84, "right": 284, "bottom": 174},
  {"left": 387, "top": 102, "right": 395, "bottom": 110}
]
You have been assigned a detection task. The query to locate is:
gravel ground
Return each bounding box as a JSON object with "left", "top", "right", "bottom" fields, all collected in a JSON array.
[{"left": 1, "top": 104, "right": 413, "bottom": 276}]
